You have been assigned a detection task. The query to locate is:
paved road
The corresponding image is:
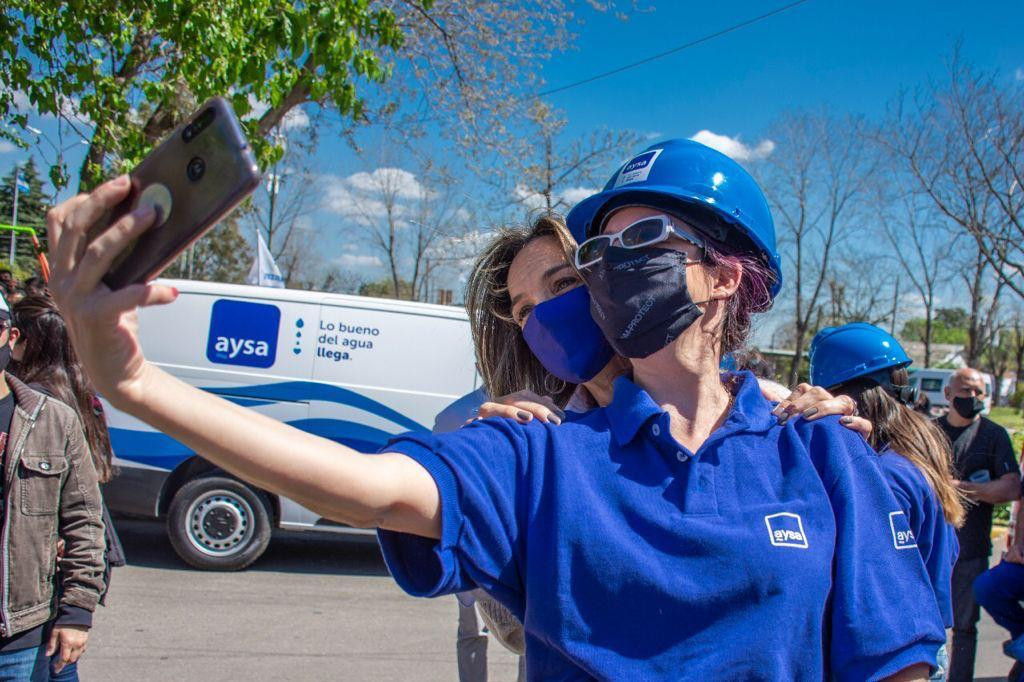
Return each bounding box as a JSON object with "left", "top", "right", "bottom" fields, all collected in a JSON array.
[
  {"left": 78, "top": 519, "right": 519, "bottom": 681},
  {"left": 81, "top": 519, "right": 1016, "bottom": 681}
]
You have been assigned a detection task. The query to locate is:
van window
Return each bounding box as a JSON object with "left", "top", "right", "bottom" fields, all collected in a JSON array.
[{"left": 920, "top": 378, "right": 944, "bottom": 392}]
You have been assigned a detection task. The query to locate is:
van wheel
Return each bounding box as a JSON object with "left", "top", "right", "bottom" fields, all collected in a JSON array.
[{"left": 167, "top": 476, "right": 272, "bottom": 571}]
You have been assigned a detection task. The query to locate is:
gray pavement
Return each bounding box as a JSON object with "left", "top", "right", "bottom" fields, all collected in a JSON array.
[
  {"left": 81, "top": 519, "right": 1016, "bottom": 681},
  {"left": 79, "top": 519, "right": 519, "bottom": 681}
]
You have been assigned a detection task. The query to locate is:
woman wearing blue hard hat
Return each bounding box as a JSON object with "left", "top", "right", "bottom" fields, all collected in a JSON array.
[
  {"left": 798, "top": 322, "right": 965, "bottom": 680},
  {"left": 46, "top": 139, "right": 945, "bottom": 680}
]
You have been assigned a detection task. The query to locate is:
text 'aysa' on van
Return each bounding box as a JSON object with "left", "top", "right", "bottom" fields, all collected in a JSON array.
[{"left": 102, "top": 279, "right": 479, "bottom": 570}]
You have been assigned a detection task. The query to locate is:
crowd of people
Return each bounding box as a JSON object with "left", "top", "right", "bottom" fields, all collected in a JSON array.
[{"left": 0, "top": 137, "right": 1018, "bottom": 680}]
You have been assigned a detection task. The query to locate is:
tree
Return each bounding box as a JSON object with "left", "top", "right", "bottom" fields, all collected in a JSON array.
[
  {"left": 0, "top": 157, "right": 51, "bottom": 259},
  {"left": 962, "top": 246, "right": 1006, "bottom": 368},
  {"left": 323, "top": 154, "right": 469, "bottom": 301},
  {"left": 164, "top": 217, "right": 251, "bottom": 284},
  {"left": 759, "top": 112, "right": 878, "bottom": 386},
  {"left": 0, "top": 1, "right": 404, "bottom": 190},
  {"left": 881, "top": 54, "right": 1024, "bottom": 300},
  {"left": 359, "top": 277, "right": 415, "bottom": 300},
  {"left": 495, "top": 101, "right": 638, "bottom": 214}
]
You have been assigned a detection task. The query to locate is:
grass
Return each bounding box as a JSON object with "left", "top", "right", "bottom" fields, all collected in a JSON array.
[
  {"left": 990, "top": 406, "right": 1024, "bottom": 433},
  {"left": 987, "top": 406, "right": 1022, "bottom": 526}
]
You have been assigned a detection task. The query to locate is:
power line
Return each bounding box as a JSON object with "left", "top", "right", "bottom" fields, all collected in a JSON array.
[
  {"left": 536, "top": 0, "right": 813, "bottom": 98},
  {"left": 339, "top": 0, "right": 813, "bottom": 131}
]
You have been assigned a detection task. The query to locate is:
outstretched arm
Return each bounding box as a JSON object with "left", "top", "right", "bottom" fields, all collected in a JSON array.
[{"left": 47, "top": 176, "right": 442, "bottom": 539}]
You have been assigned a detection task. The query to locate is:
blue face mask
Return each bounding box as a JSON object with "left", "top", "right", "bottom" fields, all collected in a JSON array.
[{"left": 522, "top": 285, "right": 614, "bottom": 384}]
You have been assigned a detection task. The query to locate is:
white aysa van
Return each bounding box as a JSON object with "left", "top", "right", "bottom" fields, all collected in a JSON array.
[{"left": 102, "top": 279, "right": 478, "bottom": 570}]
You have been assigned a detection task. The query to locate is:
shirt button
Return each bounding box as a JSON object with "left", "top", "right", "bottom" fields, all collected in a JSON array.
[
  {"left": 676, "top": 451, "right": 689, "bottom": 463},
  {"left": 40, "top": 462, "right": 50, "bottom": 471},
  {"left": 651, "top": 424, "right": 661, "bottom": 436}
]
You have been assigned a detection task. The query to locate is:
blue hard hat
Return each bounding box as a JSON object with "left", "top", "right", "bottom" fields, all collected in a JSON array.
[
  {"left": 566, "top": 138, "right": 783, "bottom": 298},
  {"left": 809, "top": 322, "right": 913, "bottom": 390}
]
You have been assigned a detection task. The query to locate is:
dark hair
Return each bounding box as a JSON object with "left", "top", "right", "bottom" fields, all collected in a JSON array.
[
  {"left": 464, "top": 214, "right": 578, "bottom": 406},
  {"left": 695, "top": 237, "right": 775, "bottom": 357},
  {"left": 11, "top": 295, "right": 114, "bottom": 483},
  {"left": 838, "top": 367, "right": 965, "bottom": 527}
]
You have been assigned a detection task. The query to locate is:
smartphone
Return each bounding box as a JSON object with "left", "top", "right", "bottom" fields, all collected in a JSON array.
[{"left": 94, "top": 97, "right": 261, "bottom": 289}]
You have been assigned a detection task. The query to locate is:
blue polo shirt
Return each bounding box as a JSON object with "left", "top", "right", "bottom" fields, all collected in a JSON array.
[
  {"left": 378, "top": 371, "right": 945, "bottom": 680},
  {"left": 876, "top": 449, "right": 959, "bottom": 628}
]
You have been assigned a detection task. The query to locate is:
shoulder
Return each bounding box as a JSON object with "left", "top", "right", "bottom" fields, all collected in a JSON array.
[
  {"left": 877, "top": 449, "right": 929, "bottom": 499},
  {"left": 783, "top": 414, "right": 878, "bottom": 487},
  {"left": 980, "top": 416, "right": 1012, "bottom": 439}
]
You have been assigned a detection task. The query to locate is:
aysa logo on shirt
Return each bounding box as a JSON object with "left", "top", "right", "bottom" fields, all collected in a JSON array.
[
  {"left": 889, "top": 511, "right": 917, "bottom": 550},
  {"left": 206, "top": 299, "right": 280, "bottom": 369},
  {"left": 613, "top": 149, "right": 663, "bottom": 187},
  {"left": 765, "top": 512, "right": 809, "bottom": 549}
]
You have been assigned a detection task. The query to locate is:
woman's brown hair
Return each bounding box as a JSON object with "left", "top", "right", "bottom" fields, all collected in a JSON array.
[
  {"left": 843, "top": 367, "right": 966, "bottom": 527},
  {"left": 463, "top": 214, "right": 579, "bottom": 406},
  {"left": 11, "top": 295, "right": 114, "bottom": 483}
]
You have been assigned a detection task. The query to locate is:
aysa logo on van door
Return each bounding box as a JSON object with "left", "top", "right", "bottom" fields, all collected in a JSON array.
[
  {"left": 889, "top": 511, "right": 917, "bottom": 550},
  {"left": 206, "top": 299, "right": 280, "bottom": 369},
  {"left": 764, "top": 512, "right": 809, "bottom": 549}
]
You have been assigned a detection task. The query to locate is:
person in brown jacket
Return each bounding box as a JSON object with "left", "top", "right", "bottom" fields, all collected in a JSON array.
[{"left": 0, "top": 290, "right": 105, "bottom": 681}]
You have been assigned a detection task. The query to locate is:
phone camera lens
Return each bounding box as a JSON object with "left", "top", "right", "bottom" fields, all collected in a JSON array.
[
  {"left": 186, "top": 157, "right": 206, "bottom": 182},
  {"left": 182, "top": 125, "right": 194, "bottom": 142}
]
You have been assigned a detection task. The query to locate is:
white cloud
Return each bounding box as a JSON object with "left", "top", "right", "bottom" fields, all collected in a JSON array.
[
  {"left": 1016, "top": 67, "right": 1024, "bottom": 81},
  {"left": 512, "top": 184, "right": 598, "bottom": 211},
  {"left": 644, "top": 131, "right": 664, "bottom": 141},
  {"left": 11, "top": 91, "right": 30, "bottom": 111},
  {"left": 334, "top": 253, "right": 383, "bottom": 268},
  {"left": 0, "top": 141, "right": 15, "bottom": 154},
  {"left": 345, "top": 167, "right": 429, "bottom": 200},
  {"left": 689, "top": 130, "right": 775, "bottom": 161},
  {"left": 321, "top": 168, "right": 433, "bottom": 224},
  {"left": 560, "top": 186, "right": 599, "bottom": 207},
  {"left": 281, "top": 107, "right": 309, "bottom": 131}
]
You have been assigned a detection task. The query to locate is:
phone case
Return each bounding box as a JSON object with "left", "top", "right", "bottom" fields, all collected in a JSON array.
[{"left": 98, "top": 97, "right": 261, "bottom": 289}]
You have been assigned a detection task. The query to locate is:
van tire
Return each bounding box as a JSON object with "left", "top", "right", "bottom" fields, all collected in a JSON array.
[{"left": 167, "top": 476, "right": 272, "bottom": 571}]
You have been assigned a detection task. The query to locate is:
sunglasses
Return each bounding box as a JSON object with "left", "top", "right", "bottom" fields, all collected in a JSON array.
[{"left": 575, "top": 214, "right": 706, "bottom": 269}]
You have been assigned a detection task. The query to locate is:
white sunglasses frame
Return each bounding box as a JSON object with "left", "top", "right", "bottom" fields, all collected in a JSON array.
[{"left": 574, "top": 214, "right": 706, "bottom": 269}]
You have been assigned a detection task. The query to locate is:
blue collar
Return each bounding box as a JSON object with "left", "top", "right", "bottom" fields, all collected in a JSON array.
[{"left": 605, "top": 370, "right": 777, "bottom": 446}]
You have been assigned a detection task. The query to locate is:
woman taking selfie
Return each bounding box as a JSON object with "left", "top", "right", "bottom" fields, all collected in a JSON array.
[{"left": 46, "top": 139, "right": 943, "bottom": 680}]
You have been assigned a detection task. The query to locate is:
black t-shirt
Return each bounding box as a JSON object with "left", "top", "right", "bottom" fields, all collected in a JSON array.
[{"left": 938, "top": 415, "right": 1019, "bottom": 560}]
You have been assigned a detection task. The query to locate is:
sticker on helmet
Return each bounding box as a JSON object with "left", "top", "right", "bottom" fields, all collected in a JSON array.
[{"left": 614, "top": 149, "right": 663, "bottom": 188}]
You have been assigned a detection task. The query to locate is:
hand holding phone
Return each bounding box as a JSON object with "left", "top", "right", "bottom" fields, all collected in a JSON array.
[{"left": 91, "top": 97, "right": 261, "bottom": 288}]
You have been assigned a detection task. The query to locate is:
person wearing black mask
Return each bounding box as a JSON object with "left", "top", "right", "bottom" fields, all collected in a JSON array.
[{"left": 937, "top": 367, "right": 1019, "bottom": 682}]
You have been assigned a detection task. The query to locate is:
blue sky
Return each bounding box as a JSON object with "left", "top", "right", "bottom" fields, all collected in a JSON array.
[{"left": 3, "top": 0, "right": 1022, "bottom": 309}]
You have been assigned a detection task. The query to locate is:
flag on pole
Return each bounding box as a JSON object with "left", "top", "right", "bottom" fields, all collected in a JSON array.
[
  {"left": 246, "top": 229, "right": 285, "bottom": 288},
  {"left": 14, "top": 177, "right": 28, "bottom": 193}
]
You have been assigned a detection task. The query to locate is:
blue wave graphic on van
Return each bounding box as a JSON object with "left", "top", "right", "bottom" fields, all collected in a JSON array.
[
  {"left": 202, "top": 381, "right": 427, "bottom": 433},
  {"left": 111, "top": 417, "right": 400, "bottom": 470}
]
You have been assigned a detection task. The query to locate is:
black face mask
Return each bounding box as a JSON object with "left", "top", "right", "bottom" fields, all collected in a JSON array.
[
  {"left": 0, "top": 341, "right": 10, "bottom": 375},
  {"left": 952, "top": 395, "right": 984, "bottom": 420},
  {"left": 582, "top": 246, "right": 704, "bottom": 359}
]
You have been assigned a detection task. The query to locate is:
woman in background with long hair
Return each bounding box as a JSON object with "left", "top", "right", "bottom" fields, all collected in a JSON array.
[{"left": 11, "top": 294, "right": 126, "bottom": 682}]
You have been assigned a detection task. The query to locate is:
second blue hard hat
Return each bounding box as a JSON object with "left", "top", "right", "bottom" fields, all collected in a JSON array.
[
  {"left": 565, "top": 138, "right": 783, "bottom": 298},
  {"left": 809, "top": 322, "right": 913, "bottom": 389}
]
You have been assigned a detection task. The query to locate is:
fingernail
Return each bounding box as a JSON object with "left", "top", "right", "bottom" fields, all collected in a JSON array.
[
  {"left": 516, "top": 410, "right": 532, "bottom": 422},
  {"left": 114, "top": 174, "right": 129, "bottom": 186},
  {"left": 777, "top": 413, "right": 789, "bottom": 425},
  {"left": 802, "top": 407, "right": 818, "bottom": 418},
  {"left": 555, "top": 409, "right": 567, "bottom": 420},
  {"left": 548, "top": 415, "right": 561, "bottom": 425},
  {"left": 840, "top": 416, "right": 853, "bottom": 424}
]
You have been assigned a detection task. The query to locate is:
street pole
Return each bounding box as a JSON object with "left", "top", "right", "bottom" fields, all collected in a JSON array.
[
  {"left": 267, "top": 172, "right": 278, "bottom": 251},
  {"left": 9, "top": 165, "right": 19, "bottom": 265}
]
